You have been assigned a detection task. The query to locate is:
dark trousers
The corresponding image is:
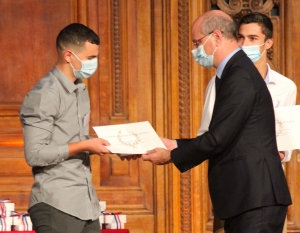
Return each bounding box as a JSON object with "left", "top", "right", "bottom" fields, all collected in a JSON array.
[
  {"left": 28, "top": 202, "right": 100, "bottom": 233},
  {"left": 224, "top": 205, "right": 287, "bottom": 233}
]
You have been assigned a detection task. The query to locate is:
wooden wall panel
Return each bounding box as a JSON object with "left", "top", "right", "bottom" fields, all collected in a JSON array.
[
  {"left": 0, "top": 0, "right": 74, "bottom": 106},
  {"left": 0, "top": 0, "right": 77, "bottom": 213},
  {"left": 93, "top": 1, "right": 157, "bottom": 232}
]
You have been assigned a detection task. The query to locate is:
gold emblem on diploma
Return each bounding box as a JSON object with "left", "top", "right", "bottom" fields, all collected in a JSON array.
[{"left": 117, "top": 130, "right": 140, "bottom": 148}]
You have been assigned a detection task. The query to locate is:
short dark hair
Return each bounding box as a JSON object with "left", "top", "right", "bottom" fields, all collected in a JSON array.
[
  {"left": 238, "top": 12, "right": 273, "bottom": 41},
  {"left": 56, "top": 23, "right": 100, "bottom": 52}
]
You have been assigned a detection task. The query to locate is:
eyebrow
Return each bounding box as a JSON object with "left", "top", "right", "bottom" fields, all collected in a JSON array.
[{"left": 237, "top": 33, "right": 259, "bottom": 38}]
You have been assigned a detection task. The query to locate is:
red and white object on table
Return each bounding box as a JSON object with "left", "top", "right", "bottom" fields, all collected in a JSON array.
[
  {"left": 0, "top": 198, "right": 15, "bottom": 217},
  {"left": 102, "top": 212, "right": 126, "bottom": 229},
  {"left": 102, "top": 230, "right": 129, "bottom": 233},
  {"left": 9, "top": 230, "right": 129, "bottom": 233},
  {"left": 0, "top": 216, "right": 12, "bottom": 232},
  {"left": 11, "top": 213, "right": 33, "bottom": 231},
  {"left": 99, "top": 213, "right": 104, "bottom": 229}
]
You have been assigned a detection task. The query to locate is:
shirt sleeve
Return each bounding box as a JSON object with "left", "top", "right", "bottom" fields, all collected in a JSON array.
[
  {"left": 281, "top": 150, "right": 292, "bottom": 162},
  {"left": 197, "top": 76, "right": 216, "bottom": 136},
  {"left": 20, "top": 89, "right": 69, "bottom": 167}
]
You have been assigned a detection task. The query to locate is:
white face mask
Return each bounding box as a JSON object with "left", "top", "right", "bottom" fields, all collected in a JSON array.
[
  {"left": 241, "top": 41, "right": 267, "bottom": 63},
  {"left": 191, "top": 34, "right": 217, "bottom": 67},
  {"left": 69, "top": 52, "right": 98, "bottom": 79}
]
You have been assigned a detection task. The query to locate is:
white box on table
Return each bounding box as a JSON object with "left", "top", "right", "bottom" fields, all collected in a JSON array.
[
  {"left": 105, "top": 222, "right": 125, "bottom": 229},
  {"left": 99, "top": 214, "right": 104, "bottom": 229},
  {"left": 11, "top": 214, "right": 32, "bottom": 226},
  {"left": 99, "top": 201, "right": 106, "bottom": 212},
  {"left": 103, "top": 214, "right": 126, "bottom": 229},
  {"left": 0, "top": 216, "right": 12, "bottom": 232},
  {"left": 0, "top": 202, "right": 15, "bottom": 217},
  {"left": 11, "top": 214, "right": 32, "bottom": 231}
]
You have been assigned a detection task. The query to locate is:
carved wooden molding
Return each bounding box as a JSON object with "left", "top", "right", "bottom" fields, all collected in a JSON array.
[
  {"left": 111, "top": 0, "right": 125, "bottom": 117},
  {"left": 211, "top": 0, "right": 279, "bottom": 17},
  {"left": 180, "top": 170, "right": 192, "bottom": 232},
  {"left": 211, "top": 0, "right": 280, "bottom": 60},
  {"left": 178, "top": 0, "right": 192, "bottom": 232}
]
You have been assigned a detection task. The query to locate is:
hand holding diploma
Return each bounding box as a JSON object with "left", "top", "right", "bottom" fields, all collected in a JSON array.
[
  {"left": 69, "top": 138, "right": 111, "bottom": 156},
  {"left": 141, "top": 137, "right": 177, "bottom": 165}
]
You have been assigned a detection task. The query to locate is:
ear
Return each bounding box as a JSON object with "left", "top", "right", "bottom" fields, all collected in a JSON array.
[
  {"left": 265, "top": 38, "right": 274, "bottom": 50},
  {"left": 213, "top": 30, "right": 223, "bottom": 47},
  {"left": 63, "top": 50, "right": 73, "bottom": 63}
]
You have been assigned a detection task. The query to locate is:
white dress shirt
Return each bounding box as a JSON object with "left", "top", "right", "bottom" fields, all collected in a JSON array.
[{"left": 265, "top": 64, "right": 297, "bottom": 161}]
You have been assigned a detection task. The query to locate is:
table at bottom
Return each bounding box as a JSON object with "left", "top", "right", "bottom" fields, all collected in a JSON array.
[{"left": 8, "top": 230, "right": 129, "bottom": 233}]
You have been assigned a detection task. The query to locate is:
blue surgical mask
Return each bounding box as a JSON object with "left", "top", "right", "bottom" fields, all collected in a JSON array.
[
  {"left": 69, "top": 52, "right": 98, "bottom": 79},
  {"left": 191, "top": 34, "right": 217, "bottom": 67},
  {"left": 241, "top": 41, "right": 267, "bottom": 63}
]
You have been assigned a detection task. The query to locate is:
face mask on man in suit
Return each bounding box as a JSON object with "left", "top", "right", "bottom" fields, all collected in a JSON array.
[{"left": 191, "top": 33, "right": 218, "bottom": 67}]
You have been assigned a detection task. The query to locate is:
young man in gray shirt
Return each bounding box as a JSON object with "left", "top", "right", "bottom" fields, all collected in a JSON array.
[{"left": 19, "top": 23, "right": 111, "bottom": 233}]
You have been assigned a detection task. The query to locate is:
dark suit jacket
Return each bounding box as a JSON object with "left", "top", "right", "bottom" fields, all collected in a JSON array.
[{"left": 171, "top": 50, "right": 292, "bottom": 219}]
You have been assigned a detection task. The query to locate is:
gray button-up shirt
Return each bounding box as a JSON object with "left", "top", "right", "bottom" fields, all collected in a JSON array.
[{"left": 19, "top": 66, "right": 100, "bottom": 220}]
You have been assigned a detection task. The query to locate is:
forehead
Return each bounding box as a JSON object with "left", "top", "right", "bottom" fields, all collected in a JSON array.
[
  {"left": 191, "top": 18, "right": 204, "bottom": 38},
  {"left": 77, "top": 42, "right": 99, "bottom": 56},
  {"left": 238, "top": 23, "right": 263, "bottom": 36}
]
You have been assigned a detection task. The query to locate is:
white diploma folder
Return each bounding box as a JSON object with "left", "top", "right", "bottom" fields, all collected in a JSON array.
[
  {"left": 93, "top": 121, "right": 167, "bottom": 155},
  {"left": 274, "top": 105, "right": 300, "bottom": 151}
]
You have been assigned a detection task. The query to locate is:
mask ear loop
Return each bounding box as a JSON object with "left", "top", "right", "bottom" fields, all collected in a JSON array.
[
  {"left": 69, "top": 51, "right": 83, "bottom": 71},
  {"left": 70, "top": 51, "right": 83, "bottom": 62},
  {"left": 203, "top": 33, "right": 218, "bottom": 56},
  {"left": 260, "top": 39, "right": 269, "bottom": 57},
  {"left": 69, "top": 62, "right": 77, "bottom": 71},
  {"left": 212, "top": 47, "right": 218, "bottom": 55},
  {"left": 211, "top": 32, "right": 220, "bottom": 55},
  {"left": 202, "top": 33, "right": 213, "bottom": 47}
]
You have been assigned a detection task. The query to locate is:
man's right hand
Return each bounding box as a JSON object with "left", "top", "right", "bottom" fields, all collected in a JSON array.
[{"left": 68, "top": 138, "right": 111, "bottom": 157}]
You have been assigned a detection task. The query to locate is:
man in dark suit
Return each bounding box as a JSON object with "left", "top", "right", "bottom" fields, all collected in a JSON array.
[{"left": 142, "top": 10, "right": 291, "bottom": 233}]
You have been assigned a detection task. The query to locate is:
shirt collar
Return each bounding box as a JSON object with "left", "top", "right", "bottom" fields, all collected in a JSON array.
[
  {"left": 216, "top": 48, "right": 241, "bottom": 79},
  {"left": 52, "top": 66, "right": 86, "bottom": 93},
  {"left": 264, "top": 63, "right": 274, "bottom": 84}
]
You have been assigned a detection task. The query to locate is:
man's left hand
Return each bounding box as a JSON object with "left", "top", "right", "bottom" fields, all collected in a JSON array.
[{"left": 142, "top": 148, "right": 172, "bottom": 165}]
